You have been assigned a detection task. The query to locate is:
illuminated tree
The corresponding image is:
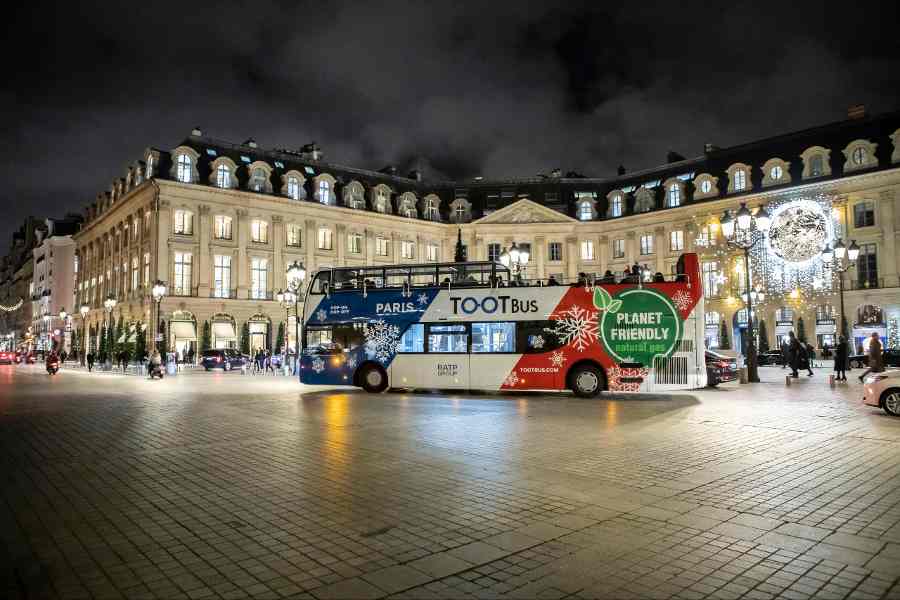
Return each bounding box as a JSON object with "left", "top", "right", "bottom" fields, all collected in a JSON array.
[{"left": 719, "top": 320, "right": 731, "bottom": 350}]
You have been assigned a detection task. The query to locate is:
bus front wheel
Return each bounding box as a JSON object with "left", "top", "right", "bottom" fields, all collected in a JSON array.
[
  {"left": 569, "top": 364, "right": 604, "bottom": 398},
  {"left": 360, "top": 364, "right": 389, "bottom": 393}
]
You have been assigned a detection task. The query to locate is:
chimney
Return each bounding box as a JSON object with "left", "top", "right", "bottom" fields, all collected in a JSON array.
[
  {"left": 667, "top": 150, "right": 685, "bottom": 163},
  {"left": 550, "top": 168, "right": 562, "bottom": 178},
  {"left": 847, "top": 104, "right": 866, "bottom": 120},
  {"left": 301, "top": 142, "right": 323, "bottom": 161},
  {"left": 379, "top": 165, "right": 397, "bottom": 175},
  {"left": 407, "top": 170, "right": 422, "bottom": 181},
  {"left": 617, "top": 165, "right": 626, "bottom": 176},
  {"left": 704, "top": 143, "right": 719, "bottom": 154},
  {"left": 191, "top": 127, "right": 203, "bottom": 137},
  {"left": 243, "top": 138, "right": 258, "bottom": 149}
]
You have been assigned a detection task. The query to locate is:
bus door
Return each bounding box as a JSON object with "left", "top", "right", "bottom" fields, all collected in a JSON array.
[{"left": 390, "top": 323, "right": 469, "bottom": 389}]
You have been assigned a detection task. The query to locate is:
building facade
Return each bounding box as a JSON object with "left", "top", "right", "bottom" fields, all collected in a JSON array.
[
  {"left": 72, "top": 108, "right": 900, "bottom": 359},
  {"left": 30, "top": 218, "right": 80, "bottom": 352}
]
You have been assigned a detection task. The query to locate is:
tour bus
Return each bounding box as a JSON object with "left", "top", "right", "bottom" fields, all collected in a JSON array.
[{"left": 299, "top": 254, "right": 706, "bottom": 396}]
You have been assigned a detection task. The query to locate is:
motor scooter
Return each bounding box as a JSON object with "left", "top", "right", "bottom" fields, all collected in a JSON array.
[
  {"left": 46, "top": 359, "right": 60, "bottom": 375},
  {"left": 149, "top": 363, "right": 164, "bottom": 379}
]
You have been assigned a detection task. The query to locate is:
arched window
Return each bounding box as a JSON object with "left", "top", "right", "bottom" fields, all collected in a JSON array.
[
  {"left": 250, "top": 168, "right": 268, "bottom": 192},
  {"left": 423, "top": 195, "right": 440, "bottom": 221},
  {"left": 318, "top": 180, "right": 330, "bottom": 205},
  {"left": 287, "top": 176, "right": 301, "bottom": 200},
  {"left": 216, "top": 164, "right": 231, "bottom": 189},
  {"left": 577, "top": 201, "right": 593, "bottom": 221},
  {"left": 733, "top": 169, "right": 746, "bottom": 191},
  {"left": 668, "top": 183, "right": 681, "bottom": 207},
  {"left": 176, "top": 154, "right": 192, "bottom": 183},
  {"left": 609, "top": 193, "right": 623, "bottom": 217},
  {"left": 374, "top": 187, "right": 390, "bottom": 213}
]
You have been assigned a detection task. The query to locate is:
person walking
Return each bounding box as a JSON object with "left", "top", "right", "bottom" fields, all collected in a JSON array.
[
  {"left": 805, "top": 343, "right": 816, "bottom": 369},
  {"left": 787, "top": 331, "right": 801, "bottom": 378},
  {"left": 858, "top": 332, "right": 884, "bottom": 382},
  {"left": 834, "top": 335, "right": 848, "bottom": 381},
  {"left": 800, "top": 343, "right": 814, "bottom": 376},
  {"left": 87, "top": 351, "right": 95, "bottom": 372},
  {"left": 780, "top": 340, "right": 789, "bottom": 369}
]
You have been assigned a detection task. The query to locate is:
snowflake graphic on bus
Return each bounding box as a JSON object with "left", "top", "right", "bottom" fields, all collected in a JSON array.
[{"left": 300, "top": 255, "right": 706, "bottom": 394}]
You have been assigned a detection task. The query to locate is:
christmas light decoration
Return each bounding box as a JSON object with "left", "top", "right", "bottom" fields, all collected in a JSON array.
[{"left": 0, "top": 298, "right": 23, "bottom": 312}]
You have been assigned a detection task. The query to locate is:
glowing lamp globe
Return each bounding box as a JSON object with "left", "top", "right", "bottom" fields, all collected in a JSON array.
[
  {"left": 754, "top": 204, "right": 771, "bottom": 231},
  {"left": 736, "top": 203, "right": 752, "bottom": 231},
  {"left": 847, "top": 240, "right": 860, "bottom": 262},
  {"left": 720, "top": 210, "right": 735, "bottom": 239}
]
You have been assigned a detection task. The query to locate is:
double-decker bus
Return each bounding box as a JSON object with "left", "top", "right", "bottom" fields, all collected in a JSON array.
[{"left": 299, "top": 254, "right": 706, "bottom": 396}]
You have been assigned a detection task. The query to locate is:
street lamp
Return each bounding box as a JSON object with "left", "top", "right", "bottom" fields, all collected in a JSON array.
[
  {"left": 720, "top": 202, "right": 771, "bottom": 383},
  {"left": 498, "top": 242, "right": 530, "bottom": 281},
  {"left": 58, "top": 307, "right": 68, "bottom": 355},
  {"left": 285, "top": 261, "right": 307, "bottom": 375},
  {"left": 151, "top": 281, "right": 167, "bottom": 353},
  {"left": 275, "top": 289, "right": 295, "bottom": 366},
  {"left": 79, "top": 304, "right": 89, "bottom": 365},
  {"left": 822, "top": 238, "right": 859, "bottom": 340},
  {"left": 103, "top": 294, "right": 117, "bottom": 364}
]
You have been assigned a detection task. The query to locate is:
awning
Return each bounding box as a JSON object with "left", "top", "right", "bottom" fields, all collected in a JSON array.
[
  {"left": 212, "top": 322, "right": 236, "bottom": 340},
  {"left": 170, "top": 321, "right": 197, "bottom": 340}
]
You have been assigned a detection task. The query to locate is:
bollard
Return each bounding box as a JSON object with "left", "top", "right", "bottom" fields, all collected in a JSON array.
[
  {"left": 739, "top": 367, "right": 748, "bottom": 384},
  {"left": 828, "top": 374, "right": 835, "bottom": 388},
  {"left": 785, "top": 374, "right": 791, "bottom": 386}
]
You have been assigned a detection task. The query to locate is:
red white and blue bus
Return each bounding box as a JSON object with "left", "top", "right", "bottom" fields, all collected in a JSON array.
[{"left": 299, "top": 254, "right": 706, "bottom": 395}]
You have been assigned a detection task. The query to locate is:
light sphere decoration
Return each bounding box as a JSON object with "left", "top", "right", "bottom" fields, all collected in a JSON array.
[{"left": 765, "top": 200, "right": 832, "bottom": 266}]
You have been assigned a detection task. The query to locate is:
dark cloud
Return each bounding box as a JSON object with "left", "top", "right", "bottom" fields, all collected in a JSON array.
[{"left": 2, "top": 1, "right": 900, "bottom": 241}]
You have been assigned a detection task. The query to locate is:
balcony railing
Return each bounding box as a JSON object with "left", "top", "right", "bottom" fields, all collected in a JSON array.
[
  {"left": 845, "top": 276, "right": 899, "bottom": 291},
  {"left": 249, "top": 290, "right": 275, "bottom": 301},
  {"left": 210, "top": 289, "right": 238, "bottom": 299}
]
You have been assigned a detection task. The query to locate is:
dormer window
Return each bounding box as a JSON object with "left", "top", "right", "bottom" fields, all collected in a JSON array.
[
  {"left": 216, "top": 164, "right": 231, "bottom": 188},
  {"left": 423, "top": 195, "right": 440, "bottom": 221},
  {"left": 733, "top": 169, "right": 746, "bottom": 191},
  {"left": 843, "top": 139, "right": 878, "bottom": 172},
  {"left": 800, "top": 146, "right": 832, "bottom": 179},
  {"left": 146, "top": 155, "right": 154, "bottom": 178},
  {"left": 373, "top": 186, "right": 391, "bottom": 213},
  {"left": 726, "top": 163, "right": 751, "bottom": 193},
  {"left": 343, "top": 181, "right": 365, "bottom": 209},
  {"left": 176, "top": 155, "right": 192, "bottom": 183},
  {"left": 810, "top": 156, "right": 824, "bottom": 176},
  {"left": 577, "top": 202, "right": 592, "bottom": 221},
  {"left": 318, "top": 180, "right": 330, "bottom": 204},
  {"left": 770, "top": 165, "right": 782, "bottom": 180},
  {"left": 606, "top": 191, "right": 624, "bottom": 217},
  {"left": 250, "top": 168, "right": 267, "bottom": 192},
  {"left": 663, "top": 179, "right": 684, "bottom": 208},
  {"left": 761, "top": 158, "right": 791, "bottom": 188},
  {"left": 287, "top": 176, "right": 301, "bottom": 200},
  {"left": 701, "top": 180, "right": 712, "bottom": 193}
]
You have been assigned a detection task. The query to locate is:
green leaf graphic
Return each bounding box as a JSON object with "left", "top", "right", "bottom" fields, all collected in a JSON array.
[
  {"left": 608, "top": 300, "right": 622, "bottom": 313},
  {"left": 593, "top": 287, "right": 612, "bottom": 310}
]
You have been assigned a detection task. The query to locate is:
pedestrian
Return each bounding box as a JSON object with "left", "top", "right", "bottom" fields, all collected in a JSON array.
[
  {"left": 834, "top": 335, "right": 848, "bottom": 381},
  {"left": 805, "top": 343, "right": 816, "bottom": 369},
  {"left": 787, "top": 331, "right": 801, "bottom": 378},
  {"left": 265, "top": 349, "right": 275, "bottom": 374},
  {"left": 255, "top": 349, "right": 264, "bottom": 374},
  {"left": 187, "top": 347, "right": 194, "bottom": 365},
  {"left": 123, "top": 349, "right": 131, "bottom": 373},
  {"left": 858, "top": 332, "right": 884, "bottom": 382},
  {"left": 547, "top": 274, "right": 560, "bottom": 286},
  {"left": 87, "top": 351, "right": 95, "bottom": 372},
  {"left": 780, "top": 340, "right": 789, "bottom": 369}
]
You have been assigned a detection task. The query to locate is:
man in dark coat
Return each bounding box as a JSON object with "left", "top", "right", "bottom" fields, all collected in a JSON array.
[
  {"left": 834, "top": 335, "right": 848, "bottom": 381},
  {"left": 788, "top": 331, "right": 801, "bottom": 378},
  {"left": 859, "top": 332, "right": 884, "bottom": 382}
]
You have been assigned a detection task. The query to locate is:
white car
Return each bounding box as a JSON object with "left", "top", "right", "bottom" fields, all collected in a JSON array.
[{"left": 862, "top": 369, "right": 900, "bottom": 416}]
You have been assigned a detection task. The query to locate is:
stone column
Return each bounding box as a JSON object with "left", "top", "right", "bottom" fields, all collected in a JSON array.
[
  {"left": 655, "top": 226, "right": 666, "bottom": 274},
  {"left": 879, "top": 190, "right": 897, "bottom": 286},
  {"left": 236, "top": 209, "right": 249, "bottom": 298},
  {"left": 626, "top": 231, "right": 636, "bottom": 264},
  {"left": 534, "top": 236, "right": 546, "bottom": 280},
  {"left": 336, "top": 223, "right": 346, "bottom": 265},
  {"left": 197, "top": 205, "right": 211, "bottom": 297},
  {"left": 305, "top": 219, "right": 316, "bottom": 273},
  {"left": 566, "top": 235, "right": 578, "bottom": 280},
  {"left": 156, "top": 201, "right": 171, "bottom": 285},
  {"left": 365, "top": 229, "right": 375, "bottom": 266},
  {"left": 598, "top": 235, "right": 608, "bottom": 274},
  {"left": 272, "top": 215, "right": 284, "bottom": 291}
]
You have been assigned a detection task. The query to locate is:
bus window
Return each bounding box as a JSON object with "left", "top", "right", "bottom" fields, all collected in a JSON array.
[
  {"left": 332, "top": 323, "right": 366, "bottom": 351},
  {"left": 517, "top": 321, "right": 564, "bottom": 353},
  {"left": 306, "top": 326, "right": 332, "bottom": 348},
  {"left": 310, "top": 272, "right": 331, "bottom": 294},
  {"left": 428, "top": 324, "right": 468, "bottom": 353},
  {"left": 398, "top": 323, "right": 425, "bottom": 353},
  {"left": 472, "top": 322, "right": 515, "bottom": 353}
]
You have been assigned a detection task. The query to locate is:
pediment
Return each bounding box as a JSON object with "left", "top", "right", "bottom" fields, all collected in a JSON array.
[{"left": 474, "top": 199, "right": 576, "bottom": 225}]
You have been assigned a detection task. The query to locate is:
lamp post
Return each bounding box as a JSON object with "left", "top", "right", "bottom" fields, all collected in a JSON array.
[
  {"left": 720, "top": 202, "right": 770, "bottom": 383},
  {"left": 822, "top": 238, "right": 859, "bottom": 340},
  {"left": 79, "top": 304, "right": 89, "bottom": 365},
  {"left": 151, "top": 281, "right": 167, "bottom": 354},
  {"left": 285, "top": 261, "right": 307, "bottom": 375},
  {"left": 58, "top": 307, "right": 68, "bottom": 354},
  {"left": 498, "top": 242, "right": 530, "bottom": 282},
  {"left": 103, "top": 294, "right": 117, "bottom": 366}
]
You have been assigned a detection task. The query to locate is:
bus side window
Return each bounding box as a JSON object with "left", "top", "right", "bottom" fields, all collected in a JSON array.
[
  {"left": 398, "top": 323, "right": 425, "bottom": 353},
  {"left": 306, "top": 326, "right": 333, "bottom": 348},
  {"left": 427, "top": 324, "right": 468, "bottom": 353},
  {"left": 471, "top": 322, "right": 515, "bottom": 352},
  {"left": 517, "top": 320, "right": 563, "bottom": 353},
  {"left": 332, "top": 323, "right": 366, "bottom": 351}
]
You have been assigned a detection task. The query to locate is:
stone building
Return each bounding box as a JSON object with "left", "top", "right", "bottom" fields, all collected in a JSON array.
[
  {"left": 30, "top": 217, "right": 81, "bottom": 352},
  {"left": 72, "top": 107, "right": 900, "bottom": 359}
]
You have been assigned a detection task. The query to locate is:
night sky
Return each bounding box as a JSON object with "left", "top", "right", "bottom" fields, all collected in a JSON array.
[{"left": 3, "top": 1, "right": 900, "bottom": 242}]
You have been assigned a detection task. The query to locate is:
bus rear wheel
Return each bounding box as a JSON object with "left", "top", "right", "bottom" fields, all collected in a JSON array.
[
  {"left": 360, "top": 364, "right": 389, "bottom": 393},
  {"left": 570, "top": 364, "right": 604, "bottom": 398}
]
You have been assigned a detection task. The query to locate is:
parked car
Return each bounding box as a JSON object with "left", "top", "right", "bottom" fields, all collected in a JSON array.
[
  {"left": 848, "top": 349, "right": 900, "bottom": 369},
  {"left": 201, "top": 349, "right": 247, "bottom": 371},
  {"left": 15, "top": 351, "right": 36, "bottom": 364},
  {"left": 706, "top": 350, "right": 738, "bottom": 386},
  {"left": 757, "top": 350, "right": 783, "bottom": 366},
  {"left": 0, "top": 350, "right": 14, "bottom": 365},
  {"left": 862, "top": 369, "right": 900, "bottom": 416}
]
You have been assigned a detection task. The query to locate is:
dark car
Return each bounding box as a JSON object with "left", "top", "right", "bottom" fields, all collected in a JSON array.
[
  {"left": 757, "top": 350, "right": 783, "bottom": 366},
  {"left": 201, "top": 349, "right": 247, "bottom": 371},
  {"left": 0, "top": 350, "right": 14, "bottom": 365},
  {"left": 706, "top": 350, "right": 738, "bottom": 386},
  {"left": 848, "top": 348, "right": 900, "bottom": 369}
]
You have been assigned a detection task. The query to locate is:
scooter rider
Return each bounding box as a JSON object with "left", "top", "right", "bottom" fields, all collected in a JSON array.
[
  {"left": 148, "top": 349, "right": 163, "bottom": 379},
  {"left": 45, "top": 349, "right": 60, "bottom": 374}
]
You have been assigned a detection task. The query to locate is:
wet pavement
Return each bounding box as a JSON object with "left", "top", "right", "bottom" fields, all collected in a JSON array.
[{"left": 1, "top": 364, "right": 899, "bottom": 599}]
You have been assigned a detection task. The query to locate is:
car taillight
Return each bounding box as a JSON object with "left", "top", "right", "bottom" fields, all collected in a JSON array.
[
  {"left": 216, "top": 356, "right": 222, "bottom": 362},
  {"left": 717, "top": 361, "right": 730, "bottom": 368}
]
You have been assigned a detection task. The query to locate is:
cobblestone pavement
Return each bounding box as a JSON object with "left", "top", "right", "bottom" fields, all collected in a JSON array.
[{"left": 1, "top": 364, "right": 899, "bottom": 599}]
